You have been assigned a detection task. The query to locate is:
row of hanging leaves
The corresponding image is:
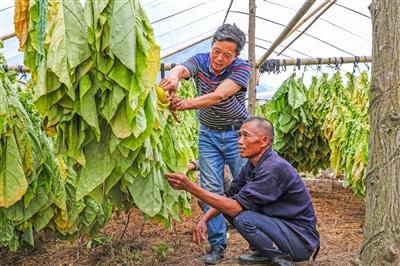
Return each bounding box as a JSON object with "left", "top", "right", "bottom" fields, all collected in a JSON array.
[
  {"left": 257, "top": 72, "right": 369, "bottom": 197},
  {"left": 0, "top": 0, "right": 200, "bottom": 251}
]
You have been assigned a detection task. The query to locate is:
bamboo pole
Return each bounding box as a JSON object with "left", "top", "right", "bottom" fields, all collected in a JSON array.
[
  {"left": 3, "top": 55, "right": 371, "bottom": 75},
  {"left": 256, "top": 0, "right": 316, "bottom": 68},
  {"left": 248, "top": 0, "right": 257, "bottom": 116},
  {"left": 1, "top": 65, "right": 30, "bottom": 72},
  {"left": 279, "top": 0, "right": 336, "bottom": 56},
  {"left": 284, "top": 0, "right": 330, "bottom": 41},
  {"left": 0, "top": 33, "right": 16, "bottom": 41},
  {"left": 260, "top": 55, "right": 371, "bottom": 69}
]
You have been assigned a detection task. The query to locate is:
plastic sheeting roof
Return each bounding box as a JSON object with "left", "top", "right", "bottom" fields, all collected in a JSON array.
[
  {"left": 1, "top": 0, "right": 372, "bottom": 95},
  {"left": 142, "top": 0, "right": 371, "bottom": 61}
]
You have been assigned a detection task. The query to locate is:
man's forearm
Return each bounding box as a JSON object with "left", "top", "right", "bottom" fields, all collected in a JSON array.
[
  {"left": 168, "top": 65, "right": 190, "bottom": 83},
  {"left": 183, "top": 78, "right": 241, "bottom": 109},
  {"left": 184, "top": 93, "right": 224, "bottom": 109},
  {"left": 202, "top": 207, "right": 220, "bottom": 223}
]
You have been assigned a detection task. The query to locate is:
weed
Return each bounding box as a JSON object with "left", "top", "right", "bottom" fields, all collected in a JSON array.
[
  {"left": 152, "top": 241, "right": 173, "bottom": 261},
  {"left": 86, "top": 235, "right": 112, "bottom": 250}
]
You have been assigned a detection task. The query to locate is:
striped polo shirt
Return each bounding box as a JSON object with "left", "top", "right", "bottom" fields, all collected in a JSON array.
[{"left": 181, "top": 52, "right": 251, "bottom": 127}]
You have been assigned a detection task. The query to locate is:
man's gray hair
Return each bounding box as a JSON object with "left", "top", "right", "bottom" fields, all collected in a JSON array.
[{"left": 212, "top": 23, "right": 246, "bottom": 53}]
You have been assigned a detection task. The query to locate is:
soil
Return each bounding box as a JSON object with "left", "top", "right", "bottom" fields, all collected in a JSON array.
[{"left": 0, "top": 175, "right": 364, "bottom": 266}]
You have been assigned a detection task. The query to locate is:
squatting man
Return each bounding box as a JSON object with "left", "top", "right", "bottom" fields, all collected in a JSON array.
[{"left": 164, "top": 117, "right": 320, "bottom": 265}]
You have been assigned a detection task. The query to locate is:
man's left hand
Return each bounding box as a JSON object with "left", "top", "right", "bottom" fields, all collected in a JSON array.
[
  {"left": 164, "top": 173, "right": 192, "bottom": 190},
  {"left": 169, "top": 95, "right": 192, "bottom": 110}
]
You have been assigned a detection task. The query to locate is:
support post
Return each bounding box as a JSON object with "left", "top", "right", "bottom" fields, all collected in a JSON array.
[{"left": 248, "top": 0, "right": 257, "bottom": 116}]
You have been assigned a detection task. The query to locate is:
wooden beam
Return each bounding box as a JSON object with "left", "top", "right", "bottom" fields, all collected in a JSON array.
[
  {"left": 0, "top": 33, "right": 16, "bottom": 41},
  {"left": 5, "top": 55, "right": 370, "bottom": 75},
  {"left": 259, "top": 55, "right": 371, "bottom": 72},
  {"left": 1, "top": 65, "right": 30, "bottom": 72},
  {"left": 256, "top": 0, "right": 316, "bottom": 68}
]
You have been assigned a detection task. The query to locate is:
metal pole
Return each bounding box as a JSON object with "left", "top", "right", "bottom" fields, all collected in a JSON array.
[
  {"left": 256, "top": 0, "right": 316, "bottom": 68},
  {"left": 248, "top": 0, "right": 257, "bottom": 115}
]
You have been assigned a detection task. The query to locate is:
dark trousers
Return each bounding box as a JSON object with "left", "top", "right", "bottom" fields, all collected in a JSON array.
[{"left": 226, "top": 210, "right": 314, "bottom": 262}]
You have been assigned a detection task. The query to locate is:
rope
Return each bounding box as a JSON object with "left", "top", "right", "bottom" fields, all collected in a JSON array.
[
  {"left": 352, "top": 56, "right": 361, "bottom": 74},
  {"left": 259, "top": 59, "right": 280, "bottom": 74},
  {"left": 37, "top": 0, "right": 48, "bottom": 65},
  {"left": 317, "top": 58, "right": 322, "bottom": 72}
]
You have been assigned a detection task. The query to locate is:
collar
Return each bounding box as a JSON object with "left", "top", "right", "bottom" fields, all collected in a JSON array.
[{"left": 248, "top": 147, "right": 273, "bottom": 173}]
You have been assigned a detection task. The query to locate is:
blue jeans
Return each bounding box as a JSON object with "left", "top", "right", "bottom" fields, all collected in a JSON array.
[
  {"left": 198, "top": 124, "right": 247, "bottom": 250},
  {"left": 232, "top": 210, "right": 314, "bottom": 261}
]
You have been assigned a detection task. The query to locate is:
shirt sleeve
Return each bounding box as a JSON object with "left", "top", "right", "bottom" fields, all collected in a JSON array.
[
  {"left": 232, "top": 170, "right": 284, "bottom": 211},
  {"left": 181, "top": 55, "right": 200, "bottom": 77},
  {"left": 226, "top": 165, "right": 248, "bottom": 197},
  {"left": 227, "top": 61, "right": 251, "bottom": 91}
]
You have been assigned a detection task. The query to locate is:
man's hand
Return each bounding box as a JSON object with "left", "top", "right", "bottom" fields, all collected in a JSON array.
[
  {"left": 164, "top": 173, "right": 192, "bottom": 190},
  {"left": 169, "top": 95, "right": 192, "bottom": 110},
  {"left": 159, "top": 76, "right": 179, "bottom": 94},
  {"left": 192, "top": 219, "right": 207, "bottom": 245}
]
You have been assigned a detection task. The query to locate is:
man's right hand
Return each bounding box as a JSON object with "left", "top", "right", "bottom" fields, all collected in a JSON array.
[
  {"left": 192, "top": 219, "right": 207, "bottom": 245},
  {"left": 159, "top": 76, "right": 179, "bottom": 94}
]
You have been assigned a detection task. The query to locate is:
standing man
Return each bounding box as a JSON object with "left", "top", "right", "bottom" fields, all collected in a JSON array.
[
  {"left": 160, "top": 24, "right": 250, "bottom": 264},
  {"left": 164, "top": 117, "right": 320, "bottom": 266}
]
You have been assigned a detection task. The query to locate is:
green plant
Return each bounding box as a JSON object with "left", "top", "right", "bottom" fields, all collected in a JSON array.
[
  {"left": 86, "top": 235, "right": 112, "bottom": 250},
  {"left": 152, "top": 241, "right": 173, "bottom": 260}
]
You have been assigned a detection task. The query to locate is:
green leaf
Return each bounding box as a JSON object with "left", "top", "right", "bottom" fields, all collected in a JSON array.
[
  {"left": 0, "top": 133, "right": 28, "bottom": 208},
  {"left": 127, "top": 171, "right": 162, "bottom": 217},
  {"left": 110, "top": 0, "right": 136, "bottom": 72},
  {"left": 288, "top": 79, "right": 306, "bottom": 109},
  {"left": 76, "top": 127, "right": 117, "bottom": 200},
  {"left": 47, "top": 0, "right": 91, "bottom": 89}
]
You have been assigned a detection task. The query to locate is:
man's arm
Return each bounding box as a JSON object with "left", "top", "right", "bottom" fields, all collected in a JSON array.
[
  {"left": 170, "top": 78, "right": 242, "bottom": 110},
  {"left": 164, "top": 173, "right": 243, "bottom": 217},
  {"left": 159, "top": 65, "right": 191, "bottom": 93}
]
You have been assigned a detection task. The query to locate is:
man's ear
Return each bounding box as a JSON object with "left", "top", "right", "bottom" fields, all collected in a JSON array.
[{"left": 261, "top": 135, "right": 269, "bottom": 148}]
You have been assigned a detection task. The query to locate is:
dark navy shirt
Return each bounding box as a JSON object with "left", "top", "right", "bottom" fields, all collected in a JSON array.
[
  {"left": 181, "top": 52, "right": 250, "bottom": 127},
  {"left": 226, "top": 148, "right": 320, "bottom": 251}
]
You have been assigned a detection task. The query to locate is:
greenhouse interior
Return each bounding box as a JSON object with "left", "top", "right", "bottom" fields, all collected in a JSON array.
[{"left": 1, "top": 0, "right": 398, "bottom": 265}]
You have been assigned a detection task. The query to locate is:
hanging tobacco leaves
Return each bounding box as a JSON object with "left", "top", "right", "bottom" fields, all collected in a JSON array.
[
  {"left": 22, "top": 0, "right": 192, "bottom": 236},
  {"left": 256, "top": 71, "right": 369, "bottom": 197},
  {"left": 257, "top": 74, "right": 330, "bottom": 174}
]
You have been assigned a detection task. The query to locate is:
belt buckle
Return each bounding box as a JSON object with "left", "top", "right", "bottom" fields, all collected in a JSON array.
[{"left": 216, "top": 126, "right": 224, "bottom": 131}]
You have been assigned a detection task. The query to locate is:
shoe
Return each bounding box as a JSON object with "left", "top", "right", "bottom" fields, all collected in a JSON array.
[
  {"left": 270, "top": 255, "right": 296, "bottom": 266},
  {"left": 239, "top": 251, "right": 271, "bottom": 263},
  {"left": 203, "top": 246, "right": 224, "bottom": 265}
]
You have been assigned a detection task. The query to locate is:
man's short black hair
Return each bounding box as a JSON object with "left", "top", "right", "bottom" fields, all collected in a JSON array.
[
  {"left": 243, "top": 116, "right": 274, "bottom": 142},
  {"left": 212, "top": 23, "right": 246, "bottom": 53}
]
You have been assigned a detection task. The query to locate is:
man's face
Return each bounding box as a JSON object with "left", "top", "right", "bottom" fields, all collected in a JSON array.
[
  {"left": 210, "top": 41, "right": 238, "bottom": 74},
  {"left": 238, "top": 121, "right": 269, "bottom": 158}
]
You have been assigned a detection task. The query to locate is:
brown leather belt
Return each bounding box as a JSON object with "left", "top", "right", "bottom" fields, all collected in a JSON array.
[{"left": 202, "top": 123, "right": 242, "bottom": 131}]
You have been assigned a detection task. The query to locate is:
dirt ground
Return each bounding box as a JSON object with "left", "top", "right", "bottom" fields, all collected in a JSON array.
[{"left": 0, "top": 175, "right": 364, "bottom": 266}]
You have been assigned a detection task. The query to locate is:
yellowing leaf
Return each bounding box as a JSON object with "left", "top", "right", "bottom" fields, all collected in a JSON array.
[{"left": 14, "top": 0, "right": 30, "bottom": 50}]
